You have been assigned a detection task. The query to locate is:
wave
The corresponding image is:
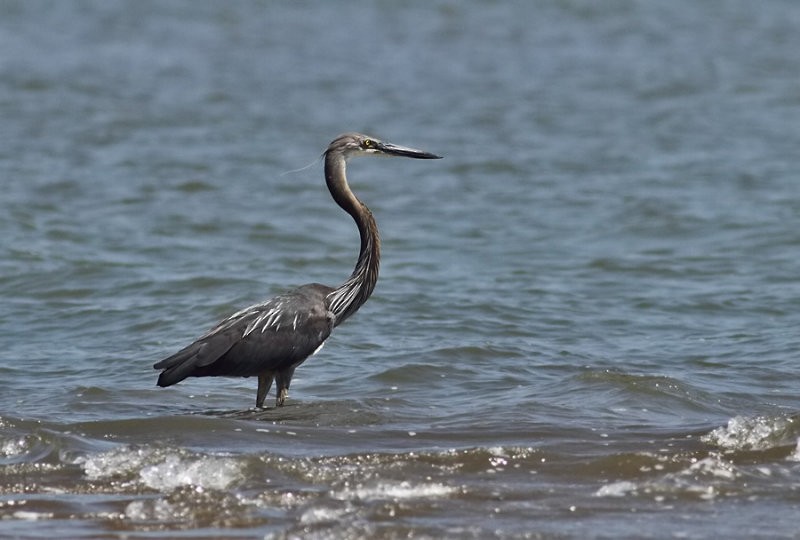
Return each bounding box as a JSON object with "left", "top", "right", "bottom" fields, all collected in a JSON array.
[{"left": 2, "top": 409, "right": 800, "bottom": 535}]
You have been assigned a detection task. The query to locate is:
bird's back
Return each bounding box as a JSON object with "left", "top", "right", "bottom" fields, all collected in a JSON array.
[{"left": 154, "top": 283, "right": 334, "bottom": 386}]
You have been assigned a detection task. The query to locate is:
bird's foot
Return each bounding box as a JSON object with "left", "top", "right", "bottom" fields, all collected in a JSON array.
[{"left": 276, "top": 388, "right": 289, "bottom": 407}]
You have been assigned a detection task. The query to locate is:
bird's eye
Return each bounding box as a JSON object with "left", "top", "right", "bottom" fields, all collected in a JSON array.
[{"left": 362, "top": 139, "right": 374, "bottom": 149}]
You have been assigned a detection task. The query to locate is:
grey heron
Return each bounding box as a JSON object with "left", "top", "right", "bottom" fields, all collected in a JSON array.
[{"left": 154, "top": 133, "right": 442, "bottom": 408}]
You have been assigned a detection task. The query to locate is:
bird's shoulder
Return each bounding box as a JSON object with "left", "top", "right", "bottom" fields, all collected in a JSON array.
[{"left": 205, "top": 283, "right": 335, "bottom": 339}]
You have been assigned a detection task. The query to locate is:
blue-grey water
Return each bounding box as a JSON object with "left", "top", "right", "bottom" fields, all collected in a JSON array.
[{"left": 2, "top": 1, "right": 800, "bottom": 538}]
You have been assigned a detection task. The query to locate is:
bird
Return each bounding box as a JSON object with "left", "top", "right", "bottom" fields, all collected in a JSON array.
[{"left": 153, "top": 132, "right": 442, "bottom": 408}]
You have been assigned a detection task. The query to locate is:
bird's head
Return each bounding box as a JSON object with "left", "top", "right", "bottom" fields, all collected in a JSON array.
[{"left": 327, "top": 132, "right": 442, "bottom": 161}]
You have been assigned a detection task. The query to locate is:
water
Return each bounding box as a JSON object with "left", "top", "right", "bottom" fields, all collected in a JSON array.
[{"left": 2, "top": 1, "right": 800, "bottom": 538}]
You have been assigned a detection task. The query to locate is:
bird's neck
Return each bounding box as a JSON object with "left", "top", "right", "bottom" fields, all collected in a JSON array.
[{"left": 325, "top": 155, "right": 381, "bottom": 326}]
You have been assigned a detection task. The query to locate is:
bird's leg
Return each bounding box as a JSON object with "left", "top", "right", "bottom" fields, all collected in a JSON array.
[
  {"left": 256, "top": 372, "right": 274, "bottom": 408},
  {"left": 275, "top": 368, "right": 295, "bottom": 407}
]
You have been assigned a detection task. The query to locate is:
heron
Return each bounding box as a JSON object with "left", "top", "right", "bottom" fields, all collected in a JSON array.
[{"left": 153, "top": 133, "right": 442, "bottom": 408}]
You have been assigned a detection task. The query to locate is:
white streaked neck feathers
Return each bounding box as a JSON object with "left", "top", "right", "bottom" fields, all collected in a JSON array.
[{"left": 324, "top": 151, "right": 381, "bottom": 326}]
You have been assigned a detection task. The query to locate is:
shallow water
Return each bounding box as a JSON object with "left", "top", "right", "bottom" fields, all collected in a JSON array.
[{"left": 2, "top": 1, "right": 800, "bottom": 538}]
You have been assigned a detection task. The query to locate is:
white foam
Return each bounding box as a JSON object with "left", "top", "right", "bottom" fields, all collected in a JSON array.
[
  {"left": 138, "top": 454, "right": 242, "bottom": 491},
  {"left": 79, "top": 446, "right": 155, "bottom": 481},
  {"left": 702, "top": 415, "right": 793, "bottom": 451},
  {"left": 1, "top": 437, "right": 30, "bottom": 458},
  {"left": 124, "top": 499, "right": 175, "bottom": 522},
  {"left": 12, "top": 510, "right": 54, "bottom": 520},
  {"left": 594, "top": 480, "right": 637, "bottom": 497},
  {"left": 788, "top": 438, "right": 800, "bottom": 462},
  {"left": 333, "top": 480, "right": 456, "bottom": 502},
  {"left": 300, "top": 504, "right": 350, "bottom": 525},
  {"left": 78, "top": 446, "right": 242, "bottom": 491},
  {"left": 686, "top": 455, "right": 736, "bottom": 480},
  {"left": 595, "top": 452, "right": 738, "bottom": 501}
]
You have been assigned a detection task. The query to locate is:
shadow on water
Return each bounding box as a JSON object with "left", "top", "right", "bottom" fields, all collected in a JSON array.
[{"left": 195, "top": 398, "right": 389, "bottom": 426}]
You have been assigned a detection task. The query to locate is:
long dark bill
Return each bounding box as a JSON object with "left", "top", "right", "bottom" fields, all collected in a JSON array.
[{"left": 377, "top": 141, "right": 443, "bottom": 160}]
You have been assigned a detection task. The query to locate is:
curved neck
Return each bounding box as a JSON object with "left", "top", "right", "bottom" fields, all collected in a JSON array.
[{"left": 324, "top": 152, "right": 381, "bottom": 326}]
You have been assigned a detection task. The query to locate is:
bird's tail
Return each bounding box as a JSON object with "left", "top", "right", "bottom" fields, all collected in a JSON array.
[
  {"left": 154, "top": 336, "right": 236, "bottom": 387},
  {"left": 155, "top": 362, "right": 195, "bottom": 387},
  {"left": 153, "top": 344, "right": 203, "bottom": 387}
]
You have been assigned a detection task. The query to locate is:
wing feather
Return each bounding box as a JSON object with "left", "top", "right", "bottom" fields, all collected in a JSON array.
[{"left": 154, "top": 284, "right": 333, "bottom": 386}]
